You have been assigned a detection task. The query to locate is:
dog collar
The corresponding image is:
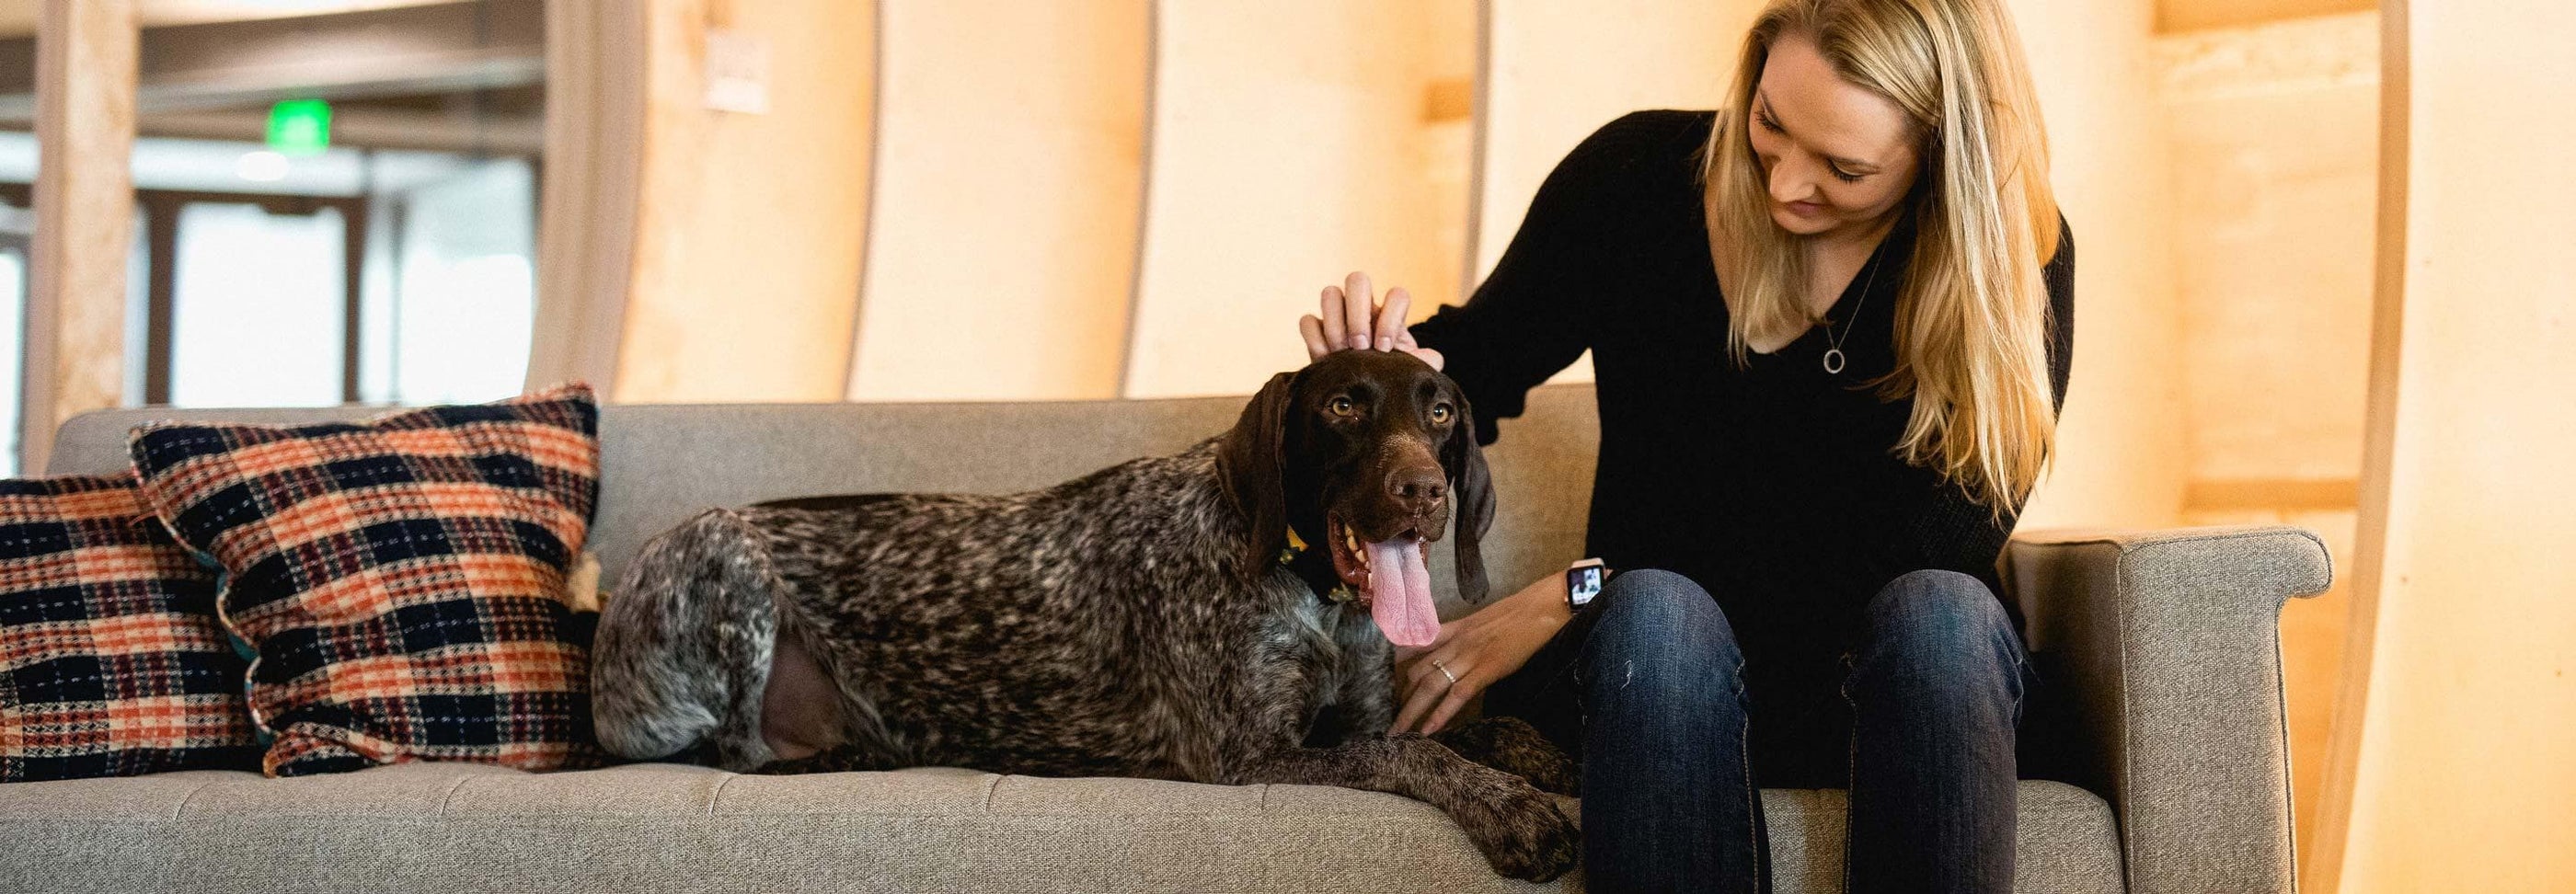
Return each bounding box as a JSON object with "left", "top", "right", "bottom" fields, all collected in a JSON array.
[{"left": 1279, "top": 528, "right": 1359, "bottom": 603}]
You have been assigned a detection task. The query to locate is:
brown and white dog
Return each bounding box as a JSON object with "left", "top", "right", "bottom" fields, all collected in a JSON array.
[{"left": 589, "top": 350, "right": 1580, "bottom": 881}]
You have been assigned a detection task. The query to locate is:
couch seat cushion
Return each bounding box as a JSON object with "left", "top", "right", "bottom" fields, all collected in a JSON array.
[{"left": 0, "top": 762, "right": 2122, "bottom": 892}]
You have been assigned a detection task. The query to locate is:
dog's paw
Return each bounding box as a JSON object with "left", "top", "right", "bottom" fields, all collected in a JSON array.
[
  {"left": 1448, "top": 774, "right": 1581, "bottom": 883},
  {"left": 1436, "top": 716, "right": 1581, "bottom": 797}
]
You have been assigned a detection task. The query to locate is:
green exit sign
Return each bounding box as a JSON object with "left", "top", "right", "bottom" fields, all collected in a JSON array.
[{"left": 266, "top": 99, "right": 331, "bottom": 155}]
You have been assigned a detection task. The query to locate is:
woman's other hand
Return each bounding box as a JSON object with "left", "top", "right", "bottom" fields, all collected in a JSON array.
[
  {"left": 1299, "top": 271, "right": 1445, "bottom": 371},
  {"left": 1390, "top": 571, "right": 1573, "bottom": 735}
]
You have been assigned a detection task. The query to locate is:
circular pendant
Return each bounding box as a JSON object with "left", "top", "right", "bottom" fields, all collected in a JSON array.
[{"left": 1822, "top": 348, "right": 1846, "bottom": 374}]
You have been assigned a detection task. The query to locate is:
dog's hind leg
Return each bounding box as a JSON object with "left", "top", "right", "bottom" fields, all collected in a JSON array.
[
  {"left": 755, "top": 616, "right": 848, "bottom": 763},
  {"left": 589, "top": 509, "right": 785, "bottom": 771}
]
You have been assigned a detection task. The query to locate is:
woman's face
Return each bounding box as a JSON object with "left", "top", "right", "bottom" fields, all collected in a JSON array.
[{"left": 1745, "top": 30, "right": 1924, "bottom": 240}]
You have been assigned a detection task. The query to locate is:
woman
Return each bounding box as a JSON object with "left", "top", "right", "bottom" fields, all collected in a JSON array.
[{"left": 1296, "top": 1, "right": 2072, "bottom": 891}]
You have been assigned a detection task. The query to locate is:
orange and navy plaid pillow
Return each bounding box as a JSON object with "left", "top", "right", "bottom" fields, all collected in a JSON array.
[
  {"left": 128, "top": 384, "right": 603, "bottom": 777},
  {"left": 1, "top": 474, "right": 259, "bottom": 782}
]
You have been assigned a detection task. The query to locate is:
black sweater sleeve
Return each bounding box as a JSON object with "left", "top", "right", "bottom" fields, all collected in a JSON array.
[
  {"left": 1409, "top": 115, "right": 1658, "bottom": 445},
  {"left": 1887, "top": 214, "right": 2077, "bottom": 581}
]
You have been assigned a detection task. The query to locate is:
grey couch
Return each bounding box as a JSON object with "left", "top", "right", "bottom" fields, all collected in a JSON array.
[{"left": 2, "top": 384, "right": 2329, "bottom": 893}]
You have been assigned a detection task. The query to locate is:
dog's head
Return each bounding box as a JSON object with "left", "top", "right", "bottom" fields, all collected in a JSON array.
[{"left": 1215, "top": 350, "right": 1494, "bottom": 648}]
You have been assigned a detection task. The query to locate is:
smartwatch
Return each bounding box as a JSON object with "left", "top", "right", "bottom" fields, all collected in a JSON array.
[{"left": 1564, "top": 558, "right": 1607, "bottom": 611}]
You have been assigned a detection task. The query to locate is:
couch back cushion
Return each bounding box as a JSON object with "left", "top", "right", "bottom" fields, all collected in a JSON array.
[{"left": 53, "top": 384, "right": 1599, "bottom": 620}]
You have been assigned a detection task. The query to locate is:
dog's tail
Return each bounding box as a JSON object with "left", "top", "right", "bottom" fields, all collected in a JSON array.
[{"left": 590, "top": 508, "right": 783, "bottom": 769}]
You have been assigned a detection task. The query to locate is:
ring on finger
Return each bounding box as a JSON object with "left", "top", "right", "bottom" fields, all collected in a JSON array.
[{"left": 1432, "top": 659, "right": 1459, "bottom": 687}]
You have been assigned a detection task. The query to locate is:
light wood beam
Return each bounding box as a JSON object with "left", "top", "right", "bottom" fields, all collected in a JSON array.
[{"left": 21, "top": 0, "right": 136, "bottom": 473}]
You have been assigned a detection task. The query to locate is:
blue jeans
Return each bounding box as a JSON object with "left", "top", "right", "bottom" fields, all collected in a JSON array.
[{"left": 1481, "top": 568, "right": 2030, "bottom": 894}]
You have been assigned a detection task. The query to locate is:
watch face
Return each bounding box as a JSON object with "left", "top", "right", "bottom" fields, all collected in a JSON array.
[{"left": 1570, "top": 567, "right": 1604, "bottom": 604}]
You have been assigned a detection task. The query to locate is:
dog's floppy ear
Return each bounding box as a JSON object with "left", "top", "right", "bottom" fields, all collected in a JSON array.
[
  {"left": 1442, "top": 395, "right": 1496, "bottom": 603},
  {"left": 1216, "top": 371, "right": 1298, "bottom": 582}
]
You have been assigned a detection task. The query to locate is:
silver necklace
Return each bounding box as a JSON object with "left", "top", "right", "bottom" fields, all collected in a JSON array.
[{"left": 1820, "top": 253, "right": 1881, "bottom": 375}]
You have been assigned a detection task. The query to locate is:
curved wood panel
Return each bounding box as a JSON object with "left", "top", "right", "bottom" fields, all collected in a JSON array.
[
  {"left": 2323, "top": 2, "right": 2576, "bottom": 891},
  {"left": 1123, "top": 0, "right": 1473, "bottom": 399},
  {"left": 847, "top": 0, "right": 1150, "bottom": 402},
  {"left": 615, "top": 0, "right": 876, "bottom": 404},
  {"left": 528, "top": 0, "right": 646, "bottom": 397}
]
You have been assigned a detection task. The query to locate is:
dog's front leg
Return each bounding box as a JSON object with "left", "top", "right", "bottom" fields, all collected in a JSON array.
[
  {"left": 1324, "top": 623, "right": 1576, "bottom": 797},
  {"left": 1219, "top": 734, "right": 1579, "bottom": 882},
  {"left": 1433, "top": 716, "right": 1581, "bottom": 796}
]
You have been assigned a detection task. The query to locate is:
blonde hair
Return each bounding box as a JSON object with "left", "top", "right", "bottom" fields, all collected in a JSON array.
[{"left": 1703, "top": 0, "right": 2063, "bottom": 517}]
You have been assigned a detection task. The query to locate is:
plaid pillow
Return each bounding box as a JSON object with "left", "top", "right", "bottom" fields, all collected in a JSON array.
[
  {"left": 128, "top": 384, "right": 603, "bottom": 776},
  {"left": 0, "top": 474, "right": 259, "bottom": 782}
]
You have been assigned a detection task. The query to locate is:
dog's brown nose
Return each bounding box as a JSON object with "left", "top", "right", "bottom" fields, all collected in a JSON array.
[{"left": 1389, "top": 466, "right": 1447, "bottom": 513}]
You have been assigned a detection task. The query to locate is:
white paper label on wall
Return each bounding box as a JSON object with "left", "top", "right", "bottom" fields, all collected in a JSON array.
[{"left": 705, "top": 29, "right": 772, "bottom": 114}]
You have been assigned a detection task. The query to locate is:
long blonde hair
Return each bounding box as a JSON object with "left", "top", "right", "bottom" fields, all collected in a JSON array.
[{"left": 1704, "top": 0, "right": 2063, "bottom": 517}]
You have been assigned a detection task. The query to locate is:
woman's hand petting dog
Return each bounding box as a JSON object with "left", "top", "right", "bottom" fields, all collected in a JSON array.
[
  {"left": 1393, "top": 571, "right": 1575, "bottom": 735},
  {"left": 1300, "top": 270, "right": 1445, "bottom": 372}
]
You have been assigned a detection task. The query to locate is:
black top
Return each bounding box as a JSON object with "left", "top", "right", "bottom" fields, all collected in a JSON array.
[{"left": 1411, "top": 110, "right": 2075, "bottom": 674}]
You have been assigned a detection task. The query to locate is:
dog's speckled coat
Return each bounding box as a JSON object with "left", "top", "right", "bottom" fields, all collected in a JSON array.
[{"left": 590, "top": 353, "right": 1580, "bottom": 881}]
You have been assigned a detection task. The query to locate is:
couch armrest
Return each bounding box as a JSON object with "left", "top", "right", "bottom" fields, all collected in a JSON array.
[{"left": 2003, "top": 525, "right": 2332, "bottom": 894}]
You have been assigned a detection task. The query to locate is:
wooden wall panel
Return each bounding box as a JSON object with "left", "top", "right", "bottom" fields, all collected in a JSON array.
[
  {"left": 845, "top": 0, "right": 1148, "bottom": 402},
  {"left": 2319, "top": 1, "right": 2576, "bottom": 889},
  {"left": 1122, "top": 0, "right": 1474, "bottom": 399},
  {"left": 612, "top": 0, "right": 876, "bottom": 404},
  {"left": 2159, "top": 13, "right": 2378, "bottom": 487}
]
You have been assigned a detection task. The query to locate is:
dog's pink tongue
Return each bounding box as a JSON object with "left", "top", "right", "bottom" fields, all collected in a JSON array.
[{"left": 1367, "top": 539, "right": 1440, "bottom": 648}]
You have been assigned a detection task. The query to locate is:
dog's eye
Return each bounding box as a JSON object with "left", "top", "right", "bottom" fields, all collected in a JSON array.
[
  {"left": 1328, "top": 396, "right": 1357, "bottom": 418},
  {"left": 1429, "top": 403, "right": 1454, "bottom": 425}
]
